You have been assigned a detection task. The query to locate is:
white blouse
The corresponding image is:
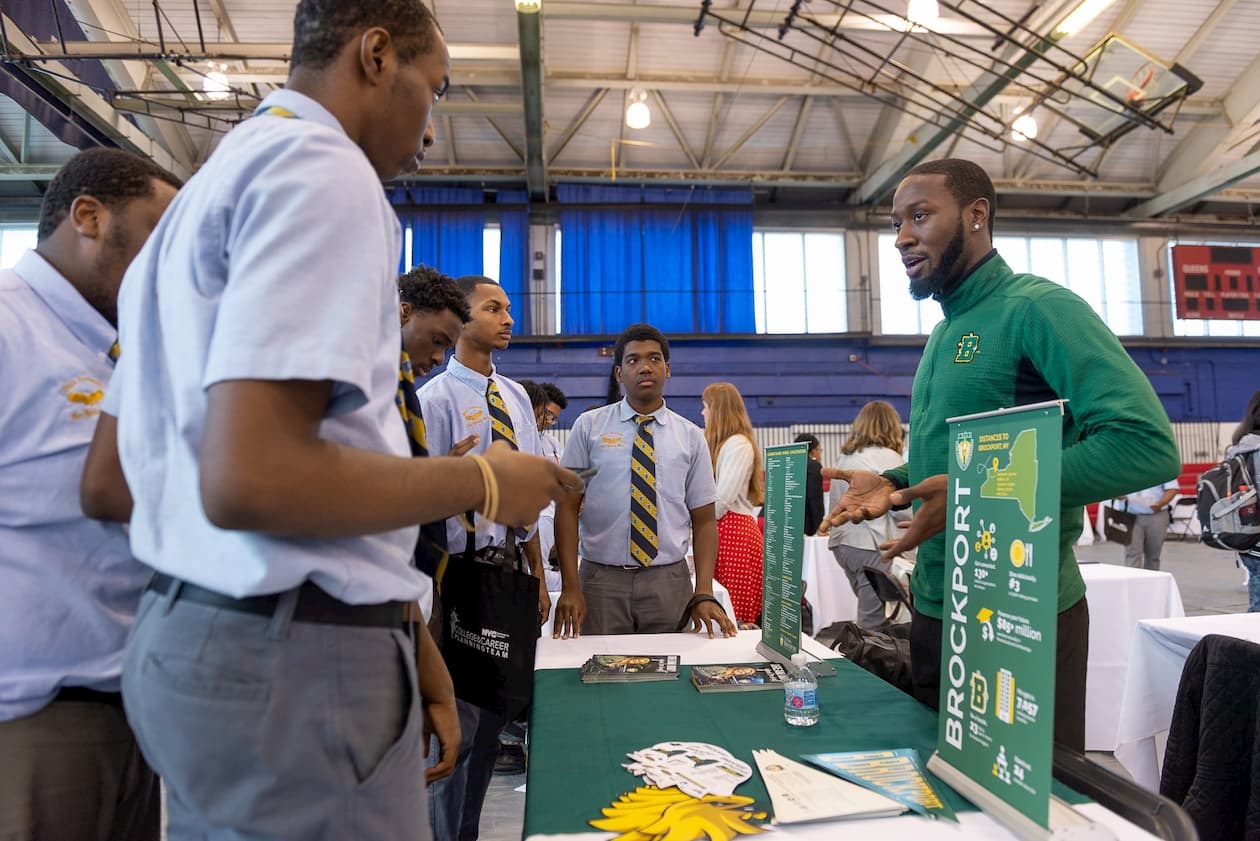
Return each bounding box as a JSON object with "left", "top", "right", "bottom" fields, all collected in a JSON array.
[{"left": 714, "top": 435, "right": 759, "bottom": 519}]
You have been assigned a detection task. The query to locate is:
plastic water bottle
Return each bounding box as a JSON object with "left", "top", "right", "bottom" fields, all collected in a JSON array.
[{"left": 784, "top": 653, "right": 819, "bottom": 726}]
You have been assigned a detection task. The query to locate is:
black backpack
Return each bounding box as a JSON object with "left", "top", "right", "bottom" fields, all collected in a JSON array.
[{"left": 1197, "top": 445, "right": 1260, "bottom": 552}]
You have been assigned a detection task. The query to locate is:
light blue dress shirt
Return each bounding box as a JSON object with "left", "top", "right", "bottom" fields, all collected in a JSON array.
[
  {"left": 0, "top": 251, "right": 151, "bottom": 720},
  {"left": 109, "top": 90, "right": 423, "bottom": 603},
  {"left": 1122, "top": 479, "right": 1181, "bottom": 514},
  {"left": 416, "top": 355, "right": 541, "bottom": 555},
  {"left": 560, "top": 399, "right": 716, "bottom": 566}
]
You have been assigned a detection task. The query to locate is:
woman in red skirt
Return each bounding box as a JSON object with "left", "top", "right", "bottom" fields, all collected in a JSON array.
[{"left": 701, "top": 383, "right": 764, "bottom": 625}]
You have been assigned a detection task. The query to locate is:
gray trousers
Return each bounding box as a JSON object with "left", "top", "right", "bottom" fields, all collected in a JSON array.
[
  {"left": 831, "top": 543, "right": 890, "bottom": 630},
  {"left": 580, "top": 561, "right": 692, "bottom": 635},
  {"left": 123, "top": 588, "right": 429, "bottom": 841},
  {"left": 0, "top": 697, "right": 159, "bottom": 841},
  {"left": 1124, "top": 510, "right": 1170, "bottom": 570}
]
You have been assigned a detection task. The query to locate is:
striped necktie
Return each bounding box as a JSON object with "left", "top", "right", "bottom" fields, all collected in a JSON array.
[
  {"left": 486, "top": 379, "right": 518, "bottom": 450},
  {"left": 395, "top": 345, "right": 450, "bottom": 582},
  {"left": 629, "top": 414, "right": 659, "bottom": 567}
]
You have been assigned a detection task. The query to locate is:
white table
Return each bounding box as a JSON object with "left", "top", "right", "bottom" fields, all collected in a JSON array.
[
  {"left": 1114, "top": 612, "right": 1260, "bottom": 790},
  {"left": 540, "top": 575, "right": 736, "bottom": 637},
  {"left": 1079, "top": 564, "right": 1185, "bottom": 751},
  {"left": 802, "top": 536, "right": 858, "bottom": 632},
  {"left": 529, "top": 630, "right": 1160, "bottom": 841}
]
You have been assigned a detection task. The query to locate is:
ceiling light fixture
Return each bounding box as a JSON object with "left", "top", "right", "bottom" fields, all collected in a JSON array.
[
  {"left": 202, "top": 65, "right": 230, "bottom": 101},
  {"left": 905, "top": 0, "right": 940, "bottom": 27},
  {"left": 1052, "top": 0, "right": 1117, "bottom": 38},
  {"left": 625, "top": 91, "right": 651, "bottom": 130},
  {"left": 514, "top": 0, "right": 542, "bottom": 12},
  {"left": 1010, "top": 112, "right": 1039, "bottom": 142}
]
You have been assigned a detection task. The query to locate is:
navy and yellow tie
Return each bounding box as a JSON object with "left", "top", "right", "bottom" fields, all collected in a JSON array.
[
  {"left": 486, "top": 379, "right": 518, "bottom": 450},
  {"left": 629, "top": 414, "right": 659, "bottom": 567},
  {"left": 395, "top": 346, "right": 449, "bottom": 582}
]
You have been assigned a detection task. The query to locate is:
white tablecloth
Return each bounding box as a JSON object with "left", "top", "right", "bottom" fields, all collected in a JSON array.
[
  {"left": 530, "top": 631, "right": 1160, "bottom": 841},
  {"left": 540, "top": 574, "right": 736, "bottom": 637},
  {"left": 1114, "top": 612, "right": 1260, "bottom": 790},
  {"left": 802, "top": 536, "right": 858, "bottom": 632},
  {"left": 1079, "top": 564, "right": 1185, "bottom": 751}
]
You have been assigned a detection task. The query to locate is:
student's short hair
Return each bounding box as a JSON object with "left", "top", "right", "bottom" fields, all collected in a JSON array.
[
  {"left": 398, "top": 265, "right": 469, "bottom": 322},
  {"left": 842, "top": 401, "right": 905, "bottom": 455},
  {"left": 291, "top": 0, "right": 441, "bottom": 70},
  {"left": 904, "top": 158, "right": 997, "bottom": 236},
  {"left": 613, "top": 323, "right": 670, "bottom": 365},
  {"left": 38, "top": 148, "right": 182, "bottom": 242},
  {"left": 794, "top": 433, "right": 820, "bottom": 451},
  {"left": 541, "top": 383, "right": 568, "bottom": 410},
  {"left": 455, "top": 275, "right": 501, "bottom": 299}
]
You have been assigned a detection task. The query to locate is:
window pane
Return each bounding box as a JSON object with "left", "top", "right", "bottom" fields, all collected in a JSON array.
[
  {"left": 1028, "top": 238, "right": 1066, "bottom": 288},
  {"left": 877, "top": 233, "right": 942, "bottom": 335},
  {"left": 804, "top": 233, "right": 845, "bottom": 333},
  {"left": 1100, "top": 240, "right": 1141, "bottom": 335},
  {"left": 752, "top": 233, "right": 767, "bottom": 333},
  {"left": 0, "top": 227, "right": 36, "bottom": 269},
  {"left": 995, "top": 236, "right": 1029, "bottom": 273},
  {"left": 1065, "top": 240, "right": 1105, "bottom": 316},
  {"left": 761, "top": 233, "right": 807, "bottom": 333},
  {"left": 482, "top": 225, "right": 501, "bottom": 282}
]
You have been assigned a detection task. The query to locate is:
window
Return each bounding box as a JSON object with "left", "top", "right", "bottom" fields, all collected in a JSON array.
[
  {"left": 1169, "top": 240, "right": 1260, "bottom": 338},
  {"left": 751, "top": 231, "right": 846, "bottom": 334},
  {"left": 877, "top": 233, "right": 943, "bottom": 335},
  {"left": 878, "top": 233, "right": 1141, "bottom": 335},
  {"left": 0, "top": 226, "right": 37, "bottom": 269},
  {"left": 482, "top": 224, "right": 501, "bottom": 280}
]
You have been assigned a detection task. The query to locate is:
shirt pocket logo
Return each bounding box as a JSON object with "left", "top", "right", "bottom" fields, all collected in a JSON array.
[
  {"left": 462, "top": 406, "right": 486, "bottom": 424},
  {"left": 60, "top": 375, "right": 105, "bottom": 421},
  {"left": 600, "top": 432, "right": 624, "bottom": 448}
]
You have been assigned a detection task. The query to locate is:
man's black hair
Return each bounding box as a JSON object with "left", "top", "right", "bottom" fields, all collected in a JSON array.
[
  {"left": 517, "top": 379, "right": 547, "bottom": 412},
  {"left": 904, "top": 158, "right": 997, "bottom": 236},
  {"left": 455, "top": 275, "right": 501, "bottom": 299},
  {"left": 399, "top": 265, "right": 469, "bottom": 322},
  {"left": 38, "top": 148, "right": 182, "bottom": 242},
  {"left": 541, "top": 382, "right": 568, "bottom": 410},
  {"left": 793, "top": 432, "right": 820, "bottom": 451},
  {"left": 291, "top": 0, "right": 441, "bottom": 70},
  {"left": 607, "top": 323, "right": 670, "bottom": 403}
]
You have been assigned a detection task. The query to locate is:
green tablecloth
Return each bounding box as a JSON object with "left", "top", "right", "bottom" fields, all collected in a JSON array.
[{"left": 525, "top": 658, "right": 1087, "bottom": 835}]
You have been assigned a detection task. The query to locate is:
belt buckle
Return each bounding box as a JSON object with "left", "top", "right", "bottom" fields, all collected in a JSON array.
[{"left": 619, "top": 563, "right": 642, "bottom": 571}]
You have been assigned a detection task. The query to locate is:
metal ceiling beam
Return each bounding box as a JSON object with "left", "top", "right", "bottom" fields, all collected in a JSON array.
[
  {"left": 546, "top": 88, "right": 608, "bottom": 165},
  {"left": 1128, "top": 149, "right": 1260, "bottom": 217},
  {"left": 712, "top": 97, "right": 791, "bottom": 170},
  {"left": 0, "top": 163, "right": 68, "bottom": 179},
  {"left": 652, "top": 90, "right": 700, "bottom": 170},
  {"left": 31, "top": 40, "right": 519, "bottom": 62},
  {"left": 848, "top": 0, "right": 1086, "bottom": 205},
  {"left": 543, "top": 2, "right": 989, "bottom": 36},
  {"left": 780, "top": 97, "right": 812, "bottom": 172},
  {"left": 1, "top": 14, "right": 187, "bottom": 178},
  {"left": 516, "top": 8, "right": 546, "bottom": 200}
]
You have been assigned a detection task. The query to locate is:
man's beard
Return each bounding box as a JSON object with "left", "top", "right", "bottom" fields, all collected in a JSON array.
[{"left": 908, "top": 219, "right": 966, "bottom": 301}]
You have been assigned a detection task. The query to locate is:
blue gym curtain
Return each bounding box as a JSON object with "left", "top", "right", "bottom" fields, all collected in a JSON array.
[
  {"left": 556, "top": 184, "right": 754, "bottom": 335},
  {"left": 392, "top": 187, "right": 485, "bottom": 279},
  {"left": 496, "top": 190, "right": 531, "bottom": 336}
]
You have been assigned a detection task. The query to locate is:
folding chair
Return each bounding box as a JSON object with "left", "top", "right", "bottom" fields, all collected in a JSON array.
[{"left": 1167, "top": 495, "right": 1200, "bottom": 541}]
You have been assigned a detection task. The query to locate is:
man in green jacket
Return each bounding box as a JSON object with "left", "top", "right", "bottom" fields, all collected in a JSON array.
[{"left": 824, "top": 158, "right": 1180, "bottom": 751}]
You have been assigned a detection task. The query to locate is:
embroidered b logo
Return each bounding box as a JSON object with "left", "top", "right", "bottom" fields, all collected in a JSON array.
[{"left": 955, "top": 333, "right": 980, "bottom": 363}]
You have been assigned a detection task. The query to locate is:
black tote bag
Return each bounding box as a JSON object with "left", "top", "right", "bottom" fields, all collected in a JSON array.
[
  {"left": 1103, "top": 504, "right": 1138, "bottom": 545},
  {"left": 439, "top": 552, "right": 539, "bottom": 721}
]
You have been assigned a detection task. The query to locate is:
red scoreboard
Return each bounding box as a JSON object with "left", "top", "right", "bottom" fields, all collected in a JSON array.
[{"left": 1171, "top": 244, "right": 1260, "bottom": 320}]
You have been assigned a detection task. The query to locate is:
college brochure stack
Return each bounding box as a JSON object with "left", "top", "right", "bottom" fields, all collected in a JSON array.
[
  {"left": 689, "top": 662, "right": 791, "bottom": 693},
  {"left": 580, "top": 654, "right": 680, "bottom": 683}
]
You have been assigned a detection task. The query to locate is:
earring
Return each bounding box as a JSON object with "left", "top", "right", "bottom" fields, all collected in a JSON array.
[{"left": 973, "top": 223, "right": 980, "bottom": 230}]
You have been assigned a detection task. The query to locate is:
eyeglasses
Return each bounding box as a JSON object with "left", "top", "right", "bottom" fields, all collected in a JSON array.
[{"left": 542, "top": 408, "right": 557, "bottom": 423}]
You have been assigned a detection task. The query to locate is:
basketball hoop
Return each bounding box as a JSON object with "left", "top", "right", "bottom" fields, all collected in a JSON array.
[{"left": 1126, "top": 61, "right": 1155, "bottom": 104}]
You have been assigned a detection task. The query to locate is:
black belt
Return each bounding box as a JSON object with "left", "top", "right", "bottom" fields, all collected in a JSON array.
[
  {"left": 604, "top": 561, "right": 682, "bottom": 572},
  {"left": 148, "top": 573, "right": 405, "bottom": 629},
  {"left": 55, "top": 686, "right": 123, "bottom": 708}
]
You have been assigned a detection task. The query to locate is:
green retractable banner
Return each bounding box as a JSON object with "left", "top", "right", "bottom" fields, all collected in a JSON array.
[
  {"left": 933, "top": 401, "right": 1063, "bottom": 831},
  {"left": 759, "top": 442, "right": 809, "bottom": 662}
]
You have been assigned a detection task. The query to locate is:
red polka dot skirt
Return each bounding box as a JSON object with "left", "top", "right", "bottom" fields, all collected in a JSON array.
[{"left": 715, "top": 512, "right": 764, "bottom": 624}]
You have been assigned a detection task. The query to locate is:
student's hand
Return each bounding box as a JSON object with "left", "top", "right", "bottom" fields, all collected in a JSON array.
[
  {"left": 422, "top": 696, "right": 460, "bottom": 784},
  {"left": 816, "top": 469, "right": 895, "bottom": 536},
  {"left": 481, "top": 441, "right": 584, "bottom": 527},
  {"left": 878, "top": 473, "right": 948, "bottom": 561},
  {"left": 537, "top": 580, "right": 552, "bottom": 627},
  {"left": 688, "top": 601, "right": 738, "bottom": 639},
  {"left": 448, "top": 434, "right": 479, "bottom": 457},
  {"left": 552, "top": 587, "right": 586, "bottom": 639}
]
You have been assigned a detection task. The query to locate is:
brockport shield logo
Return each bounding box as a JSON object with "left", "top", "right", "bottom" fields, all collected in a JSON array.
[{"left": 956, "top": 431, "right": 974, "bottom": 471}]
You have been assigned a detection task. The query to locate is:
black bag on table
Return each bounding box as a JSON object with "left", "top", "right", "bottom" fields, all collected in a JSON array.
[
  {"left": 439, "top": 532, "right": 540, "bottom": 721},
  {"left": 1103, "top": 504, "right": 1138, "bottom": 545}
]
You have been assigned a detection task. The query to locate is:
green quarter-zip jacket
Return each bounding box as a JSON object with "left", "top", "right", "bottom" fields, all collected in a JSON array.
[{"left": 885, "top": 252, "right": 1181, "bottom": 620}]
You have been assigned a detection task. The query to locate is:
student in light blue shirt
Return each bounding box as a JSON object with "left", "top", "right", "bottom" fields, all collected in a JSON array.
[
  {"left": 83, "top": 5, "right": 577, "bottom": 840},
  {"left": 553, "top": 323, "right": 737, "bottom": 639},
  {"left": 0, "top": 148, "right": 179, "bottom": 841},
  {"left": 417, "top": 275, "right": 548, "bottom": 841}
]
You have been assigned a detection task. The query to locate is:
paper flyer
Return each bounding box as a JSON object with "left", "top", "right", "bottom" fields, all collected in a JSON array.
[
  {"left": 802, "top": 748, "right": 957, "bottom": 822},
  {"left": 751, "top": 749, "right": 905, "bottom": 825},
  {"left": 623, "top": 741, "right": 752, "bottom": 799}
]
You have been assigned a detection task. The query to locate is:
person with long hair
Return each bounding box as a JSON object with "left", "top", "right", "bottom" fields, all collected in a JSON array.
[
  {"left": 1230, "top": 389, "right": 1260, "bottom": 612},
  {"left": 702, "top": 383, "right": 765, "bottom": 624},
  {"left": 826, "top": 401, "right": 907, "bottom": 630}
]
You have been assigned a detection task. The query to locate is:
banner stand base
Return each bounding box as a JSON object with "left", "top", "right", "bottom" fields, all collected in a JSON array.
[{"left": 927, "top": 753, "right": 1116, "bottom": 841}]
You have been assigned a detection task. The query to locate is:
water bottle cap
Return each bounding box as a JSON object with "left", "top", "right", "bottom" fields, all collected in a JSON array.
[{"left": 790, "top": 653, "right": 807, "bottom": 668}]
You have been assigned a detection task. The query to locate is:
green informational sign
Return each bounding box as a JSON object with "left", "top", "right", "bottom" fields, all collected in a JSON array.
[
  {"left": 935, "top": 402, "right": 1063, "bottom": 830},
  {"left": 759, "top": 443, "right": 808, "bottom": 662}
]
